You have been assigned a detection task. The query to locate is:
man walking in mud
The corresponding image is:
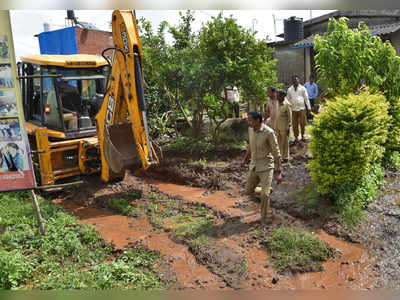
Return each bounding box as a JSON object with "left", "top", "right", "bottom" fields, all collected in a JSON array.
[
  {"left": 241, "top": 110, "right": 282, "bottom": 224},
  {"left": 287, "top": 75, "right": 311, "bottom": 144},
  {"left": 275, "top": 90, "right": 292, "bottom": 163},
  {"left": 264, "top": 87, "right": 278, "bottom": 130}
]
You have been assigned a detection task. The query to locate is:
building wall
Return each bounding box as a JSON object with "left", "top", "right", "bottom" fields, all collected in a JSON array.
[
  {"left": 274, "top": 45, "right": 305, "bottom": 88},
  {"left": 389, "top": 31, "right": 400, "bottom": 55},
  {"left": 75, "top": 28, "right": 114, "bottom": 56}
]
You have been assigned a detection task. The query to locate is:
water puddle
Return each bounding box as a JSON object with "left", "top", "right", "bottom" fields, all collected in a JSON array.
[
  {"left": 54, "top": 199, "right": 225, "bottom": 289},
  {"left": 147, "top": 181, "right": 377, "bottom": 290}
]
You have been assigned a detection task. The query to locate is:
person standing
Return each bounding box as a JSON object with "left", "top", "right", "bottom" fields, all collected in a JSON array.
[
  {"left": 264, "top": 86, "right": 278, "bottom": 130},
  {"left": 287, "top": 75, "right": 311, "bottom": 144},
  {"left": 241, "top": 110, "right": 282, "bottom": 224},
  {"left": 275, "top": 90, "right": 292, "bottom": 163},
  {"left": 222, "top": 86, "right": 240, "bottom": 118},
  {"left": 304, "top": 74, "right": 319, "bottom": 115}
]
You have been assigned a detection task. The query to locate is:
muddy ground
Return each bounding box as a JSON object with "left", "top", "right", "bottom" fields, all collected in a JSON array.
[{"left": 49, "top": 141, "right": 400, "bottom": 290}]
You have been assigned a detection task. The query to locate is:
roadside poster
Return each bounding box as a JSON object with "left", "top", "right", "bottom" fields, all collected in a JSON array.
[{"left": 0, "top": 11, "right": 35, "bottom": 191}]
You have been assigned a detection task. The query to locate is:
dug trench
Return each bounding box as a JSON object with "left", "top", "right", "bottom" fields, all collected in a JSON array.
[{"left": 49, "top": 143, "right": 386, "bottom": 290}]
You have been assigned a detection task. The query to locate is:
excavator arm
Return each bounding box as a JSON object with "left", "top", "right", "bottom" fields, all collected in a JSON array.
[{"left": 96, "top": 10, "right": 159, "bottom": 182}]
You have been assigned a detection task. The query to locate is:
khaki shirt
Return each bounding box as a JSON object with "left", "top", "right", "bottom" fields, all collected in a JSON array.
[
  {"left": 275, "top": 99, "right": 292, "bottom": 132},
  {"left": 266, "top": 97, "right": 278, "bottom": 129},
  {"left": 248, "top": 123, "right": 281, "bottom": 172}
]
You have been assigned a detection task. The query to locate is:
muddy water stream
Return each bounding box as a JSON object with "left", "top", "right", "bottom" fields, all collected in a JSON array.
[
  {"left": 55, "top": 199, "right": 225, "bottom": 290},
  {"left": 148, "top": 181, "right": 378, "bottom": 290},
  {"left": 55, "top": 177, "right": 378, "bottom": 290}
]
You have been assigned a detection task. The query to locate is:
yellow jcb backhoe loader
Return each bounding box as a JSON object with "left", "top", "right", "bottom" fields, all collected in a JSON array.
[{"left": 18, "top": 10, "right": 159, "bottom": 186}]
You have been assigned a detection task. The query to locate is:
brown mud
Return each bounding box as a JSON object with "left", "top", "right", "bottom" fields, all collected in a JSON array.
[{"left": 48, "top": 141, "right": 395, "bottom": 290}]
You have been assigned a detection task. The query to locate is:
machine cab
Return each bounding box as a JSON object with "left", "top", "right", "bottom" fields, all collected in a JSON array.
[{"left": 18, "top": 54, "right": 110, "bottom": 139}]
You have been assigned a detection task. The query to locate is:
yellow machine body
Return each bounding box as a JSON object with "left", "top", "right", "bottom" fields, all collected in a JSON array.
[{"left": 20, "top": 10, "right": 159, "bottom": 186}]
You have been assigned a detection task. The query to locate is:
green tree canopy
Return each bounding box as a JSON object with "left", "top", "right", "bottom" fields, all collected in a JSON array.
[
  {"left": 138, "top": 11, "right": 277, "bottom": 141},
  {"left": 314, "top": 17, "right": 400, "bottom": 151}
]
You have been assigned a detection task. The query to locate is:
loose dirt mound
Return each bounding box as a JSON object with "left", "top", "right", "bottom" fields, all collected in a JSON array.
[{"left": 190, "top": 241, "right": 247, "bottom": 289}]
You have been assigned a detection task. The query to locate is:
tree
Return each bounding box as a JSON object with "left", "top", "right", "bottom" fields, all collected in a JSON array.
[
  {"left": 137, "top": 17, "right": 175, "bottom": 137},
  {"left": 138, "top": 11, "right": 278, "bottom": 142},
  {"left": 314, "top": 17, "right": 400, "bottom": 152},
  {"left": 199, "top": 13, "right": 277, "bottom": 141}
]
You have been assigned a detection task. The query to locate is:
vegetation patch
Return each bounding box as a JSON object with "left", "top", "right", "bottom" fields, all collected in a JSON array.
[
  {"left": 383, "top": 151, "right": 400, "bottom": 172},
  {"left": 334, "top": 164, "right": 385, "bottom": 227},
  {"left": 0, "top": 191, "right": 164, "bottom": 290},
  {"left": 165, "top": 205, "right": 216, "bottom": 240},
  {"left": 263, "top": 226, "right": 336, "bottom": 273},
  {"left": 107, "top": 190, "right": 143, "bottom": 217},
  {"left": 309, "top": 90, "right": 390, "bottom": 225}
]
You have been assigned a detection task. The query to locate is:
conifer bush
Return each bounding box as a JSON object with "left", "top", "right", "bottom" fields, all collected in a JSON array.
[{"left": 309, "top": 90, "right": 390, "bottom": 215}]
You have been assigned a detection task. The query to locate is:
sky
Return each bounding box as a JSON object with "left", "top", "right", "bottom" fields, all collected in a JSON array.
[{"left": 9, "top": 10, "right": 334, "bottom": 61}]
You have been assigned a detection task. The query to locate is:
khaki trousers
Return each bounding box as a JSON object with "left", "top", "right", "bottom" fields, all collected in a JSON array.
[
  {"left": 292, "top": 109, "right": 306, "bottom": 139},
  {"left": 277, "top": 130, "right": 289, "bottom": 160},
  {"left": 245, "top": 169, "right": 274, "bottom": 221}
]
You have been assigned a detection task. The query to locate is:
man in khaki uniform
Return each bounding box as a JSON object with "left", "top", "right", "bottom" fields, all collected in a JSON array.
[
  {"left": 241, "top": 110, "right": 282, "bottom": 224},
  {"left": 275, "top": 90, "right": 292, "bottom": 163},
  {"left": 264, "top": 87, "right": 278, "bottom": 130}
]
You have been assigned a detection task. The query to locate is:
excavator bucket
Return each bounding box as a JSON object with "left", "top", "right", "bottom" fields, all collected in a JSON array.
[{"left": 103, "top": 123, "right": 141, "bottom": 174}]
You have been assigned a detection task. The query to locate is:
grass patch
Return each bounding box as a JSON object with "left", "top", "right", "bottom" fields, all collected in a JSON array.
[
  {"left": 108, "top": 190, "right": 143, "bottom": 216},
  {"left": 108, "top": 197, "right": 135, "bottom": 215},
  {"left": 263, "top": 226, "right": 336, "bottom": 273},
  {"left": 0, "top": 191, "right": 164, "bottom": 290},
  {"left": 166, "top": 206, "right": 216, "bottom": 240}
]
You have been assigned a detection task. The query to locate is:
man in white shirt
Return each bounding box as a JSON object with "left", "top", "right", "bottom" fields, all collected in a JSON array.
[
  {"left": 222, "top": 86, "right": 240, "bottom": 118},
  {"left": 286, "top": 75, "right": 311, "bottom": 144}
]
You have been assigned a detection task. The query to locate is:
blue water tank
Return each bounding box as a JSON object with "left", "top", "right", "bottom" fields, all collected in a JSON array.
[
  {"left": 37, "top": 27, "right": 78, "bottom": 55},
  {"left": 284, "top": 16, "right": 304, "bottom": 42}
]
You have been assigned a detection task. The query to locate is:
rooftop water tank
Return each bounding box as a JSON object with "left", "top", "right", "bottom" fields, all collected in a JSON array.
[
  {"left": 43, "top": 22, "right": 50, "bottom": 32},
  {"left": 284, "top": 16, "right": 304, "bottom": 42}
]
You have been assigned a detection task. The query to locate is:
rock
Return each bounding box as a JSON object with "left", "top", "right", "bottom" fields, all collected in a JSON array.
[{"left": 272, "top": 277, "right": 279, "bottom": 284}]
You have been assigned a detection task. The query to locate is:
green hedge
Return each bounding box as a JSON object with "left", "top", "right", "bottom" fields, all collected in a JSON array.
[{"left": 309, "top": 90, "right": 390, "bottom": 196}]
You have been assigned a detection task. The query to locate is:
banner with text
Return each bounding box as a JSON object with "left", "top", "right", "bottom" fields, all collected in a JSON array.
[{"left": 0, "top": 10, "right": 36, "bottom": 191}]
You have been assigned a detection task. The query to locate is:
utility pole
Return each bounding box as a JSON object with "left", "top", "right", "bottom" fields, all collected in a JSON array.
[{"left": 252, "top": 18, "right": 258, "bottom": 33}]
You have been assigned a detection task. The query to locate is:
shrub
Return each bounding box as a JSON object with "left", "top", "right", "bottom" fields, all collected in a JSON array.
[
  {"left": 167, "top": 136, "right": 212, "bottom": 155},
  {"left": 309, "top": 90, "right": 390, "bottom": 195},
  {"left": 333, "top": 164, "right": 385, "bottom": 226},
  {"left": 383, "top": 150, "right": 400, "bottom": 171},
  {"left": 0, "top": 249, "right": 34, "bottom": 289},
  {"left": 309, "top": 90, "right": 390, "bottom": 225}
]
